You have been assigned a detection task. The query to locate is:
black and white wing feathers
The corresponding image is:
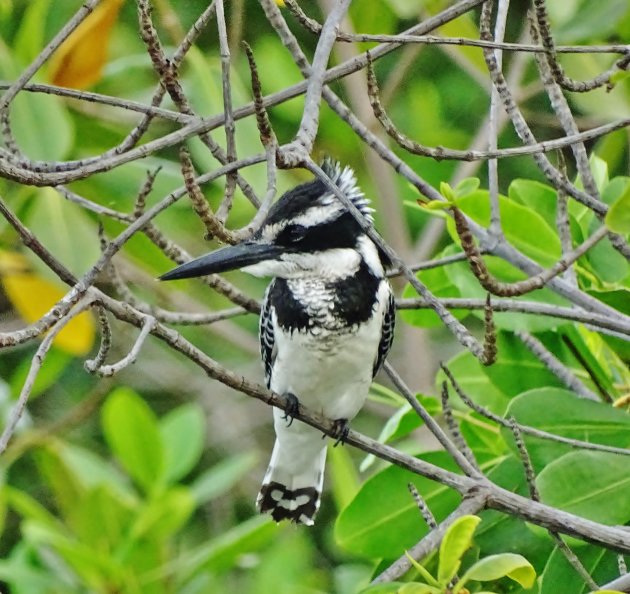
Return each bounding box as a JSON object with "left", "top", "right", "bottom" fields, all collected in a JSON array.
[
  {"left": 260, "top": 283, "right": 277, "bottom": 388},
  {"left": 373, "top": 287, "right": 395, "bottom": 377}
]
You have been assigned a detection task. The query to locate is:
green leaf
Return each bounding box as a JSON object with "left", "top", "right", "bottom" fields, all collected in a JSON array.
[
  {"left": 402, "top": 257, "right": 466, "bottom": 328},
  {"left": 169, "top": 515, "right": 280, "bottom": 580},
  {"left": 474, "top": 458, "right": 554, "bottom": 569},
  {"left": 504, "top": 388, "right": 630, "bottom": 468},
  {"left": 446, "top": 191, "right": 562, "bottom": 267},
  {"left": 26, "top": 188, "right": 100, "bottom": 277},
  {"left": 9, "top": 92, "right": 73, "bottom": 161},
  {"left": 33, "top": 445, "right": 84, "bottom": 526},
  {"left": 455, "top": 177, "right": 480, "bottom": 198},
  {"left": 129, "top": 487, "right": 194, "bottom": 541},
  {"left": 189, "top": 451, "right": 258, "bottom": 505},
  {"left": 13, "top": 0, "right": 50, "bottom": 63},
  {"left": 438, "top": 515, "right": 481, "bottom": 585},
  {"left": 361, "top": 395, "right": 442, "bottom": 472},
  {"left": 329, "top": 442, "right": 361, "bottom": 511},
  {"left": 540, "top": 545, "right": 621, "bottom": 594},
  {"left": 22, "top": 520, "right": 123, "bottom": 590},
  {"left": 536, "top": 451, "right": 630, "bottom": 525},
  {"left": 160, "top": 403, "right": 206, "bottom": 484},
  {"left": 436, "top": 349, "right": 509, "bottom": 414},
  {"left": 604, "top": 177, "right": 630, "bottom": 233},
  {"left": 359, "top": 583, "right": 408, "bottom": 594},
  {"left": 405, "top": 553, "right": 441, "bottom": 587},
  {"left": 398, "top": 584, "right": 442, "bottom": 594},
  {"left": 508, "top": 179, "right": 557, "bottom": 229},
  {"left": 443, "top": 254, "right": 571, "bottom": 332},
  {"left": 455, "top": 553, "right": 535, "bottom": 589},
  {"left": 335, "top": 452, "right": 461, "bottom": 558},
  {"left": 440, "top": 182, "right": 456, "bottom": 202},
  {"left": 72, "top": 485, "right": 135, "bottom": 549},
  {"left": 58, "top": 443, "right": 135, "bottom": 501},
  {"left": 5, "top": 486, "right": 65, "bottom": 532},
  {"left": 101, "top": 387, "right": 165, "bottom": 493},
  {"left": 10, "top": 348, "right": 71, "bottom": 400},
  {"left": 0, "top": 542, "right": 68, "bottom": 594}
]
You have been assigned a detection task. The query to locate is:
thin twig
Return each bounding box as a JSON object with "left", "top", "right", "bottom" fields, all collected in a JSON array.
[
  {"left": 516, "top": 331, "right": 600, "bottom": 402},
  {"left": 214, "top": 0, "right": 238, "bottom": 223},
  {"left": 0, "top": 298, "right": 94, "bottom": 454},
  {"left": 442, "top": 364, "right": 630, "bottom": 456},
  {"left": 88, "top": 315, "right": 156, "bottom": 377},
  {"left": 408, "top": 483, "right": 438, "bottom": 529}
]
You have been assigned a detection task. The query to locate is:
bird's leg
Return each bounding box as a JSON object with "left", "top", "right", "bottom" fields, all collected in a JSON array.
[
  {"left": 282, "top": 392, "right": 300, "bottom": 427},
  {"left": 329, "top": 418, "right": 350, "bottom": 447}
]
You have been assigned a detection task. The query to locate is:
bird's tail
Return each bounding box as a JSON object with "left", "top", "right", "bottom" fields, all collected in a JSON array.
[{"left": 256, "top": 440, "right": 327, "bottom": 525}]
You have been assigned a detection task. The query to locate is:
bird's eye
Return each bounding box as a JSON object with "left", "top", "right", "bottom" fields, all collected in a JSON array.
[{"left": 285, "top": 225, "right": 307, "bottom": 244}]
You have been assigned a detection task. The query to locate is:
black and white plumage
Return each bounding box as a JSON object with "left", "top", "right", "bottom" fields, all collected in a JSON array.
[{"left": 160, "top": 160, "right": 395, "bottom": 525}]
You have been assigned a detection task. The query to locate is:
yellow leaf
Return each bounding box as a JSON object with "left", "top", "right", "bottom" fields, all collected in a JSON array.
[
  {"left": 276, "top": 0, "right": 286, "bottom": 6},
  {"left": 48, "top": 0, "right": 125, "bottom": 89},
  {"left": 2, "top": 271, "right": 95, "bottom": 356}
]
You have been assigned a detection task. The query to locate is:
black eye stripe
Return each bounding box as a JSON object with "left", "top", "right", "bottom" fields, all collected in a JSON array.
[{"left": 276, "top": 213, "right": 361, "bottom": 251}]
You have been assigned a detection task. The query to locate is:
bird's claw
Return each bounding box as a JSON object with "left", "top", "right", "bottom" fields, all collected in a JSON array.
[
  {"left": 283, "top": 392, "right": 300, "bottom": 427},
  {"left": 330, "top": 418, "right": 350, "bottom": 447}
]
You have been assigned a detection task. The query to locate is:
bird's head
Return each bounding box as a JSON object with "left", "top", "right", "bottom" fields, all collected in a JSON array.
[{"left": 160, "top": 160, "right": 386, "bottom": 282}]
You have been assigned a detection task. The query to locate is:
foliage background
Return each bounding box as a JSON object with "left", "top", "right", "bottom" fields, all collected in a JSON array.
[{"left": 1, "top": 0, "right": 630, "bottom": 593}]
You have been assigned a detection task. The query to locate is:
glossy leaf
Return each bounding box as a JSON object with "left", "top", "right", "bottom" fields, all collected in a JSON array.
[
  {"left": 26, "top": 189, "right": 101, "bottom": 277},
  {"left": 604, "top": 176, "right": 630, "bottom": 233},
  {"left": 540, "top": 544, "right": 621, "bottom": 594},
  {"left": 335, "top": 452, "right": 461, "bottom": 558},
  {"left": 436, "top": 349, "right": 510, "bottom": 414},
  {"left": 446, "top": 191, "right": 561, "bottom": 267},
  {"left": 101, "top": 387, "right": 165, "bottom": 493},
  {"left": 8, "top": 88, "right": 73, "bottom": 161},
  {"left": 504, "top": 388, "right": 630, "bottom": 468},
  {"left": 508, "top": 178, "right": 557, "bottom": 229},
  {"left": 329, "top": 441, "right": 361, "bottom": 511},
  {"left": 456, "top": 553, "right": 535, "bottom": 589},
  {"left": 437, "top": 515, "right": 481, "bottom": 585},
  {"left": 537, "top": 450, "right": 630, "bottom": 525}
]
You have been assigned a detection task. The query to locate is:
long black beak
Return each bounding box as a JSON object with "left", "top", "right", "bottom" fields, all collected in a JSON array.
[{"left": 159, "top": 241, "right": 284, "bottom": 281}]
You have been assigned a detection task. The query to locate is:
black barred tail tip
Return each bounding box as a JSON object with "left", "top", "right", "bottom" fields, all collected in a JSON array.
[{"left": 257, "top": 481, "right": 320, "bottom": 525}]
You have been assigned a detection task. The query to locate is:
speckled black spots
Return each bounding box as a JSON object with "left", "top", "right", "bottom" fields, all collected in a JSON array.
[
  {"left": 265, "top": 262, "right": 383, "bottom": 335},
  {"left": 268, "top": 278, "right": 311, "bottom": 332}
]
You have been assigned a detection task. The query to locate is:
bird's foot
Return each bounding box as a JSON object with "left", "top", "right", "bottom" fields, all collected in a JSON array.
[
  {"left": 330, "top": 418, "right": 350, "bottom": 447},
  {"left": 282, "top": 392, "right": 300, "bottom": 427}
]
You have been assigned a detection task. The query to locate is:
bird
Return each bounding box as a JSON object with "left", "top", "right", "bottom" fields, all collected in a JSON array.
[{"left": 160, "top": 159, "right": 395, "bottom": 525}]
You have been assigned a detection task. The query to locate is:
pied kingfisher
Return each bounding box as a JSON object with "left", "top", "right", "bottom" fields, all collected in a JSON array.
[{"left": 161, "top": 160, "right": 395, "bottom": 525}]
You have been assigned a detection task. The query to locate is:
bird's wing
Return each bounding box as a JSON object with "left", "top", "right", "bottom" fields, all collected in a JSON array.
[
  {"left": 373, "top": 285, "right": 396, "bottom": 377},
  {"left": 260, "top": 283, "right": 277, "bottom": 388}
]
